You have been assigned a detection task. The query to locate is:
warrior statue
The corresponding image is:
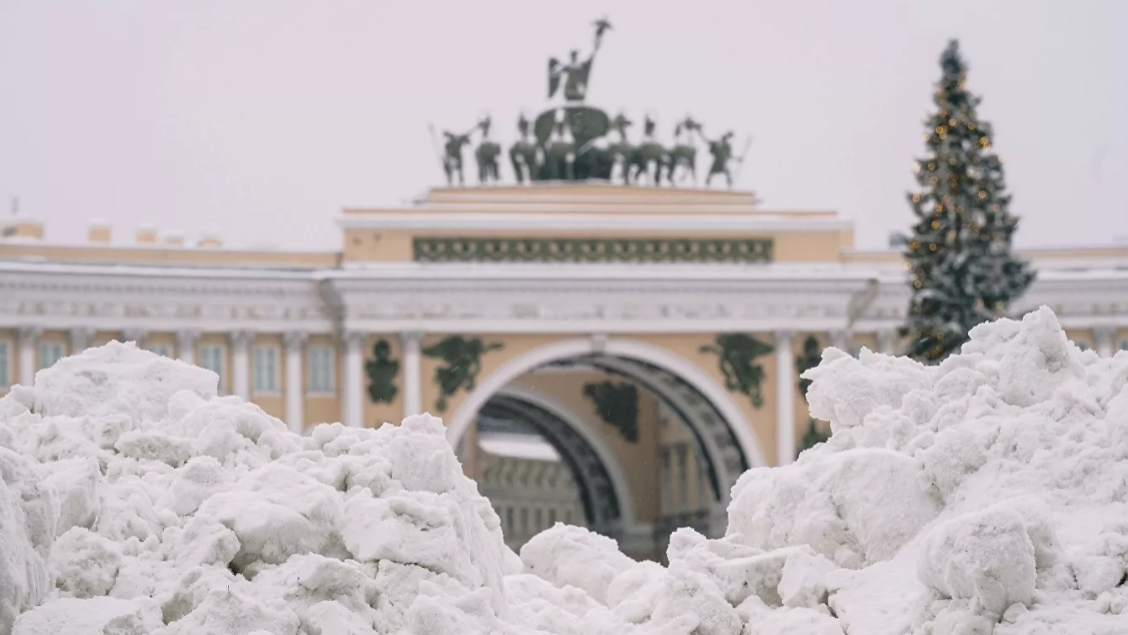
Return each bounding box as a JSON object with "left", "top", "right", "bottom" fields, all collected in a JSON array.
[
  {"left": 509, "top": 114, "right": 539, "bottom": 184},
  {"left": 474, "top": 114, "right": 502, "bottom": 184},
  {"left": 441, "top": 128, "right": 474, "bottom": 186},
  {"left": 632, "top": 115, "right": 668, "bottom": 186},
  {"left": 667, "top": 116, "right": 700, "bottom": 185},
  {"left": 697, "top": 127, "right": 736, "bottom": 188},
  {"left": 548, "top": 17, "right": 611, "bottom": 103},
  {"left": 608, "top": 112, "right": 635, "bottom": 185}
]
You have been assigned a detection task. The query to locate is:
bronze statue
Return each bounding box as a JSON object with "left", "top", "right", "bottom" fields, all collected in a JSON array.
[
  {"left": 474, "top": 114, "right": 502, "bottom": 184},
  {"left": 548, "top": 18, "right": 610, "bottom": 103},
  {"left": 607, "top": 112, "right": 635, "bottom": 185},
  {"left": 698, "top": 128, "right": 736, "bottom": 188},
  {"left": 442, "top": 129, "right": 474, "bottom": 186},
  {"left": 544, "top": 119, "right": 575, "bottom": 181},
  {"left": 428, "top": 17, "right": 754, "bottom": 188},
  {"left": 509, "top": 114, "right": 538, "bottom": 184},
  {"left": 667, "top": 116, "right": 700, "bottom": 185},
  {"left": 632, "top": 115, "right": 668, "bottom": 186}
]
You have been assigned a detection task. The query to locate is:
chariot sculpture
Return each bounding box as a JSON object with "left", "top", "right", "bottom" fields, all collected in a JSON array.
[{"left": 430, "top": 17, "right": 753, "bottom": 189}]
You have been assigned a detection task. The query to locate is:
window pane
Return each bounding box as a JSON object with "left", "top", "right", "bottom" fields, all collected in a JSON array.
[
  {"left": 39, "top": 343, "right": 63, "bottom": 370},
  {"left": 267, "top": 348, "right": 276, "bottom": 390},
  {"left": 307, "top": 346, "right": 333, "bottom": 393},
  {"left": 0, "top": 343, "right": 9, "bottom": 387},
  {"left": 200, "top": 346, "right": 224, "bottom": 390},
  {"left": 254, "top": 346, "right": 277, "bottom": 392}
]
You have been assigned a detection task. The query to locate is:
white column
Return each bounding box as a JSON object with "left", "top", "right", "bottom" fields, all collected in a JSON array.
[
  {"left": 401, "top": 331, "right": 423, "bottom": 418},
  {"left": 775, "top": 330, "right": 796, "bottom": 467},
  {"left": 829, "top": 329, "right": 850, "bottom": 353},
  {"left": 344, "top": 331, "right": 364, "bottom": 428},
  {"left": 283, "top": 331, "right": 307, "bottom": 434},
  {"left": 17, "top": 326, "right": 40, "bottom": 386},
  {"left": 176, "top": 330, "right": 199, "bottom": 366},
  {"left": 122, "top": 328, "right": 148, "bottom": 348},
  {"left": 230, "top": 330, "right": 252, "bottom": 400},
  {"left": 69, "top": 327, "right": 94, "bottom": 355},
  {"left": 877, "top": 328, "right": 899, "bottom": 356},
  {"left": 1093, "top": 326, "right": 1116, "bottom": 358}
]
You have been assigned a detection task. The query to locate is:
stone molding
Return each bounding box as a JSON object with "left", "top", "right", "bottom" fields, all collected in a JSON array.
[{"left": 4, "top": 261, "right": 1128, "bottom": 338}]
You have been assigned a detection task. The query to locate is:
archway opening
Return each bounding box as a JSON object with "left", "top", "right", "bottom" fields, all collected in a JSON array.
[{"left": 450, "top": 341, "right": 761, "bottom": 561}]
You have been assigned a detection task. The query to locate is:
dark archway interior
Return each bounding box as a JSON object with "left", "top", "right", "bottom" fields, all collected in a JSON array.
[
  {"left": 479, "top": 394, "right": 620, "bottom": 527},
  {"left": 540, "top": 352, "right": 751, "bottom": 502}
]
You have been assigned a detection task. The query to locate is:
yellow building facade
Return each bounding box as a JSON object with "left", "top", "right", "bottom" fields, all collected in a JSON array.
[{"left": 3, "top": 184, "right": 1128, "bottom": 557}]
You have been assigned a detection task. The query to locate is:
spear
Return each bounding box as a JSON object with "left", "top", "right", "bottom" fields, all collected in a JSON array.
[
  {"left": 427, "top": 123, "right": 446, "bottom": 171},
  {"left": 732, "top": 135, "right": 754, "bottom": 186}
]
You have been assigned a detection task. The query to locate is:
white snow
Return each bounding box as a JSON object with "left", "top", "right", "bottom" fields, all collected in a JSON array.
[
  {"left": 478, "top": 432, "right": 562, "bottom": 462},
  {"left": 0, "top": 306, "right": 1126, "bottom": 634}
]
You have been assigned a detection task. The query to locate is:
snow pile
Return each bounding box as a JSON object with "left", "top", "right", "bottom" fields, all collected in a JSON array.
[
  {"left": 2, "top": 306, "right": 1127, "bottom": 635},
  {"left": 0, "top": 342, "right": 519, "bottom": 635}
]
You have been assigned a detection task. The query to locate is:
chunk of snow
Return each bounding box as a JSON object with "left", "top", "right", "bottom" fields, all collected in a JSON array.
[{"left": 0, "top": 309, "right": 1126, "bottom": 634}]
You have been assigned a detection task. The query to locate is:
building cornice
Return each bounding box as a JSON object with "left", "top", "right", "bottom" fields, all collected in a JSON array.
[
  {"left": 0, "top": 264, "right": 333, "bottom": 333},
  {"left": 336, "top": 212, "right": 853, "bottom": 233},
  {"left": 4, "top": 259, "right": 1128, "bottom": 336}
]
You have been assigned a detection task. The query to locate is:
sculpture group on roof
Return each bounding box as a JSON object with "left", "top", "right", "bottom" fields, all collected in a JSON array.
[{"left": 432, "top": 17, "right": 752, "bottom": 188}]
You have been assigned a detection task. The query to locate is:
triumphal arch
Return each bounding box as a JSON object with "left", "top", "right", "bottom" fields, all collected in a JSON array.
[{"left": 4, "top": 17, "right": 1126, "bottom": 560}]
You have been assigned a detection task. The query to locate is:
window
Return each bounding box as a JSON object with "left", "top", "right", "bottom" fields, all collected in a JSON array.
[
  {"left": 564, "top": 509, "right": 572, "bottom": 524},
  {"left": 39, "top": 342, "right": 64, "bottom": 370},
  {"left": 1120, "top": 340, "right": 1128, "bottom": 352},
  {"left": 520, "top": 508, "right": 528, "bottom": 535},
  {"left": 548, "top": 509, "right": 556, "bottom": 526},
  {"left": 147, "top": 343, "right": 172, "bottom": 358},
  {"left": 307, "top": 345, "right": 335, "bottom": 393},
  {"left": 535, "top": 508, "right": 543, "bottom": 531},
  {"left": 253, "top": 345, "right": 278, "bottom": 393},
  {"left": 0, "top": 341, "right": 9, "bottom": 387},
  {"left": 506, "top": 508, "right": 514, "bottom": 534},
  {"left": 199, "top": 345, "right": 224, "bottom": 391}
]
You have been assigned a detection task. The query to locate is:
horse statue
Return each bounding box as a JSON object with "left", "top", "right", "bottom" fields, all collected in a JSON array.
[
  {"left": 474, "top": 115, "right": 502, "bottom": 184},
  {"left": 509, "top": 114, "right": 539, "bottom": 184},
  {"left": 607, "top": 112, "right": 636, "bottom": 185},
  {"left": 543, "top": 120, "right": 575, "bottom": 181},
  {"left": 667, "top": 116, "right": 700, "bottom": 185},
  {"left": 631, "top": 115, "right": 668, "bottom": 186}
]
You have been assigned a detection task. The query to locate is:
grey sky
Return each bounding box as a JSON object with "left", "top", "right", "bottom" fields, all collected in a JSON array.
[{"left": 1, "top": 1, "right": 1125, "bottom": 251}]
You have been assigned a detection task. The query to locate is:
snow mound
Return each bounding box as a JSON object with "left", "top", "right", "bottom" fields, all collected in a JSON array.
[
  {"left": 1, "top": 343, "right": 519, "bottom": 635},
  {"left": 1, "top": 308, "right": 1127, "bottom": 635}
]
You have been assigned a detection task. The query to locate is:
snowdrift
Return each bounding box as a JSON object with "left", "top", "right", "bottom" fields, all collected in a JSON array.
[{"left": 1, "top": 306, "right": 1126, "bottom": 634}]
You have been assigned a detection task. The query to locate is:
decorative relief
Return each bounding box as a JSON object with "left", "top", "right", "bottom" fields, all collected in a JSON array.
[
  {"left": 422, "top": 336, "right": 504, "bottom": 412},
  {"left": 700, "top": 333, "right": 774, "bottom": 408},
  {"left": 413, "top": 237, "right": 774, "bottom": 264},
  {"left": 365, "top": 339, "right": 399, "bottom": 404},
  {"left": 583, "top": 381, "right": 640, "bottom": 443}
]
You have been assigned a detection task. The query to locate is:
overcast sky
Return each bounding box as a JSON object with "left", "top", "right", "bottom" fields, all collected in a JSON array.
[{"left": 0, "top": 1, "right": 1125, "bottom": 251}]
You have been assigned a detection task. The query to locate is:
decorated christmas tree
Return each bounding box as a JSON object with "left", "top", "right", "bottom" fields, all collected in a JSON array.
[{"left": 902, "top": 40, "right": 1034, "bottom": 362}]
